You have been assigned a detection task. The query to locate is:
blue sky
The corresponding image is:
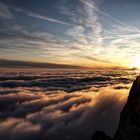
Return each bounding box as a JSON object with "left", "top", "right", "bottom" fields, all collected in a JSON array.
[{"left": 0, "top": 0, "right": 140, "bottom": 68}]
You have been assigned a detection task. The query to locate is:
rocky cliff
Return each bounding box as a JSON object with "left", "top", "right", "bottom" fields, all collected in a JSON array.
[
  {"left": 114, "top": 76, "right": 140, "bottom": 140},
  {"left": 92, "top": 76, "right": 140, "bottom": 140}
]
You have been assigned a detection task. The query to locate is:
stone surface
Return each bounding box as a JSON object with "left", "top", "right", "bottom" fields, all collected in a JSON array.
[
  {"left": 92, "top": 76, "right": 140, "bottom": 140},
  {"left": 92, "top": 131, "right": 112, "bottom": 140},
  {"left": 114, "top": 76, "right": 140, "bottom": 140}
]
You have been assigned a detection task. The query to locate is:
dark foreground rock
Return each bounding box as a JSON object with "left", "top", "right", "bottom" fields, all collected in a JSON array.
[
  {"left": 92, "top": 76, "right": 140, "bottom": 140},
  {"left": 92, "top": 131, "right": 112, "bottom": 140},
  {"left": 114, "top": 76, "right": 140, "bottom": 140}
]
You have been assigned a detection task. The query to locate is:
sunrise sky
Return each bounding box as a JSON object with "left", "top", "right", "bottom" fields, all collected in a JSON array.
[{"left": 0, "top": 0, "right": 140, "bottom": 68}]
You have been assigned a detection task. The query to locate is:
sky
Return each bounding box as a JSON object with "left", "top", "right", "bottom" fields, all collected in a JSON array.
[{"left": 0, "top": 0, "right": 140, "bottom": 68}]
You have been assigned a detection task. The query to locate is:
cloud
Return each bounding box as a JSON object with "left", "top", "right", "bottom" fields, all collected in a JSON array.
[
  {"left": 0, "top": 70, "right": 134, "bottom": 93},
  {"left": 27, "top": 11, "right": 69, "bottom": 25},
  {"left": 0, "top": 59, "right": 82, "bottom": 69},
  {"left": 0, "top": 3, "right": 14, "bottom": 19},
  {"left": 0, "top": 70, "right": 137, "bottom": 140},
  {"left": 58, "top": 0, "right": 140, "bottom": 66},
  {"left": 0, "top": 0, "right": 140, "bottom": 67},
  {"left": 14, "top": 8, "right": 69, "bottom": 25},
  {"left": 0, "top": 83, "right": 129, "bottom": 140},
  {"left": 63, "top": 0, "right": 102, "bottom": 45},
  {"left": 0, "top": 118, "right": 41, "bottom": 140}
]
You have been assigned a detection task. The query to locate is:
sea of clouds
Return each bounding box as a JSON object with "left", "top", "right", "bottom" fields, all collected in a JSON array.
[{"left": 0, "top": 69, "right": 138, "bottom": 140}]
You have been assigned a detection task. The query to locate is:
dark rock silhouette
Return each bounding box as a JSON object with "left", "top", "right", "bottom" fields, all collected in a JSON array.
[
  {"left": 92, "top": 131, "right": 112, "bottom": 140},
  {"left": 92, "top": 76, "right": 140, "bottom": 140},
  {"left": 114, "top": 76, "right": 140, "bottom": 140}
]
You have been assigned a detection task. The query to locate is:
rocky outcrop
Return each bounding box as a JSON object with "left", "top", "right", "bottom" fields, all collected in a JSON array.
[
  {"left": 92, "top": 76, "right": 140, "bottom": 140},
  {"left": 114, "top": 76, "right": 140, "bottom": 140},
  {"left": 92, "top": 131, "right": 112, "bottom": 140}
]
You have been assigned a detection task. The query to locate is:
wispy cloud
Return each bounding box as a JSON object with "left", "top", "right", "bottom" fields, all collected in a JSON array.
[
  {"left": 30, "top": 13, "right": 68, "bottom": 25},
  {"left": 0, "top": 0, "right": 140, "bottom": 67},
  {"left": 0, "top": 3, "right": 14, "bottom": 19},
  {"left": 0, "top": 1, "right": 69, "bottom": 25},
  {"left": 14, "top": 8, "right": 69, "bottom": 25},
  {"left": 57, "top": 0, "right": 109, "bottom": 65},
  {"left": 80, "top": 0, "right": 140, "bottom": 34}
]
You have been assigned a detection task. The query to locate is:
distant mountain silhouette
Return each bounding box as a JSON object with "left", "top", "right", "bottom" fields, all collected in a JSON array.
[{"left": 92, "top": 76, "right": 140, "bottom": 140}]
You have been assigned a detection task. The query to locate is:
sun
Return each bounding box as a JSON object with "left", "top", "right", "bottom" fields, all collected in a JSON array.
[{"left": 131, "top": 57, "right": 140, "bottom": 69}]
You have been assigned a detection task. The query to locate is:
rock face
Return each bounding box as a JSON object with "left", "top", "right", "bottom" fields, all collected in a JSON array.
[
  {"left": 114, "top": 76, "right": 140, "bottom": 140},
  {"left": 92, "top": 76, "right": 140, "bottom": 140},
  {"left": 92, "top": 131, "right": 112, "bottom": 140}
]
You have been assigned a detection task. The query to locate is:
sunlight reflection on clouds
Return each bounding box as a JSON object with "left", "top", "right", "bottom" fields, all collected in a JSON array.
[{"left": 0, "top": 70, "right": 137, "bottom": 140}]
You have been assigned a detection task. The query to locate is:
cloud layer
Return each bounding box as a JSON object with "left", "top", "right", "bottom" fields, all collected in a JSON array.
[{"left": 0, "top": 69, "right": 138, "bottom": 140}]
